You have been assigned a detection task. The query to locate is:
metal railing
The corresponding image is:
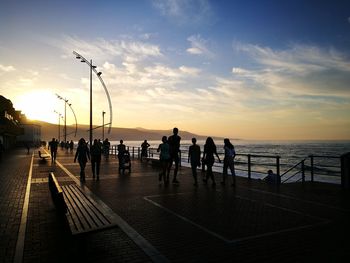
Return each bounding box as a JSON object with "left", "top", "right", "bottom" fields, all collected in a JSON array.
[{"left": 109, "top": 146, "right": 344, "bottom": 185}]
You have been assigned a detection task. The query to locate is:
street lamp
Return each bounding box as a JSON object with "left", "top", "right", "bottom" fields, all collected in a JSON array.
[
  {"left": 54, "top": 110, "right": 63, "bottom": 142},
  {"left": 56, "top": 94, "right": 78, "bottom": 142},
  {"left": 73, "top": 51, "right": 113, "bottom": 147},
  {"left": 102, "top": 111, "right": 106, "bottom": 141}
]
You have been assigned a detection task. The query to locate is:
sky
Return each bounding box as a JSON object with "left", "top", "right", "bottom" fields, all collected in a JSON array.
[{"left": 0, "top": 0, "right": 350, "bottom": 140}]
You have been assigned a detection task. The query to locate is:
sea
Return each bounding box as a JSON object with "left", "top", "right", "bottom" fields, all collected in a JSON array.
[{"left": 110, "top": 139, "right": 350, "bottom": 184}]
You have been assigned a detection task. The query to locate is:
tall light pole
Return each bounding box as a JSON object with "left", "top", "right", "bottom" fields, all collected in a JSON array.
[
  {"left": 102, "top": 111, "right": 106, "bottom": 141},
  {"left": 73, "top": 51, "right": 112, "bottom": 147},
  {"left": 54, "top": 111, "right": 63, "bottom": 141},
  {"left": 56, "top": 94, "right": 78, "bottom": 142}
]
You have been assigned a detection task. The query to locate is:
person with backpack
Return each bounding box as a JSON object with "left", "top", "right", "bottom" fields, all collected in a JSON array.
[{"left": 222, "top": 138, "right": 236, "bottom": 186}]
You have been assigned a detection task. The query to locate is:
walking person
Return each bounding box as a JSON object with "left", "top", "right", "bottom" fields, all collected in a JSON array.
[
  {"left": 141, "top": 139, "right": 150, "bottom": 162},
  {"left": 117, "top": 140, "right": 126, "bottom": 171},
  {"left": 168, "top": 127, "right": 181, "bottom": 184},
  {"left": 91, "top": 139, "right": 102, "bottom": 180},
  {"left": 69, "top": 140, "right": 74, "bottom": 153},
  {"left": 188, "top": 138, "right": 201, "bottom": 186},
  {"left": 48, "top": 138, "right": 58, "bottom": 163},
  {"left": 74, "top": 138, "right": 90, "bottom": 182},
  {"left": 202, "top": 137, "right": 221, "bottom": 187},
  {"left": 157, "top": 136, "right": 170, "bottom": 185},
  {"left": 222, "top": 138, "right": 236, "bottom": 186},
  {"left": 103, "top": 138, "right": 110, "bottom": 160}
]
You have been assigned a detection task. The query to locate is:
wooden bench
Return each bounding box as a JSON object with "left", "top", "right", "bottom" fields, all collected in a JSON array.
[
  {"left": 49, "top": 172, "right": 118, "bottom": 235},
  {"left": 38, "top": 150, "right": 50, "bottom": 161}
]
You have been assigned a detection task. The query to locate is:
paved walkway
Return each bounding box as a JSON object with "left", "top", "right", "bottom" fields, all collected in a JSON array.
[{"left": 1, "top": 147, "right": 350, "bottom": 262}]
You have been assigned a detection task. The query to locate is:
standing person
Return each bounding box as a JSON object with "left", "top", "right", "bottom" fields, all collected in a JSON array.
[
  {"left": 157, "top": 136, "right": 170, "bottom": 185},
  {"left": 222, "top": 138, "right": 236, "bottom": 186},
  {"left": 90, "top": 139, "right": 102, "bottom": 180},
  {"left": 168, "top": 127, "right": 181, "bottom": 184},
  {"left": 69, "top": 140, "right": 74, "bottom": 153},
  {"left": 103, "top": 138, "right": 110, "bottom": 160},
  {"left": 141, "top": 139, "right": 150, "bottom": 161},
  {"left": 202, "top": 137, "right": 221, "bottom": 187},
  {"left": 48, "top": 138, "right": 58, "bottom": 163},
  {"left": 117, "top": 140, "right": 126, "bottom": 171},
  {"left": 188, "top": 138, "right": 201, "bottom": 186},
  {"left": 74, "top": 138, "right": 90, "bottom": 182}
]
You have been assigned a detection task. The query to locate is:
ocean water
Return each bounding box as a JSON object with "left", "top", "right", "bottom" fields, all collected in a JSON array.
[{"left": 111, "top": 140, "right": 350, "bottom": 184}]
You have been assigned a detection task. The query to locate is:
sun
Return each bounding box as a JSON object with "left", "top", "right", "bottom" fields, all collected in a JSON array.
[{"left": 14, "top": 90, "right": 58, "bottom": 123}]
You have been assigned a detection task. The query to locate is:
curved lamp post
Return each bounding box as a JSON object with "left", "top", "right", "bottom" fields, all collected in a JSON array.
[
  {"left": 56, "top": 94, "right": 78, "bottom": 142},
  {"left": 73, "top": 51, "right": 113, "bottom": 147},
  {"left": 53, "top": 110, "right": 64, "bottom": 141}
]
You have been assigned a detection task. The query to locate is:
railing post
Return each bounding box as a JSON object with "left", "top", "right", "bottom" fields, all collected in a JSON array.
[
  {"left": 276, "top": 156, "right": 280, "bottom": 184},
  {"left": 138, "top": 147, "right": 140, "bottom": 159},
  {"left": 248, "top": 154, "right": 251, "bottom": 180},
  {"left": 301, "top": 160, "right": 305, "bottom": 183},
  {"left": 132, "top": 147, "right": 134, "bottom": 159},
  {"left": 310, "top": 155, "right": 314, "bottom": 182}
]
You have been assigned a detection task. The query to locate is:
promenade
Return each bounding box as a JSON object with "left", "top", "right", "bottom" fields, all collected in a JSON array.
[{"left": 1, "top": 147, "right": 350, "bottom": 262}]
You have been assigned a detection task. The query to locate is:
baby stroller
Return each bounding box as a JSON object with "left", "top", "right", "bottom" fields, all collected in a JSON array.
[{"left": 119, "top": 150, "right": 131, "bottom": 173}]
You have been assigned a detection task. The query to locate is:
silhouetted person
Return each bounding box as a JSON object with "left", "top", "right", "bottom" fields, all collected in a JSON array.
[
  {"left": 168, "top": 127, "right": 181, "bottom": 184},
  {"left": 222, "top": 138, "right": 236, "bottom": 186},
  {"left": 0, "top": 139, "right": 4, "bottom": 162},
  {"left": 117, "top": 140, "right": 126, "bottom": 171},
  {"left": 157, "top": 136, "right": 170, "bottom": 185},
  {"left": 48, "top": 138, "right": 58, "bottom": 163},
  {"left": 188, "top": 138, "right": 201, "bottom": 186},
  {"left": 74, "top": 138, "right": 90, "bottom": 182},
  {"left": 141, "top": 139, "right": 150, "bottom": 161},
  {"left": 202, "top": 137, "right": 221, "bottom": 187},
  {"left": 24, "top": 142, "right": 30, "bottom": 154},
  {"left": 103, "top": 138, "right": 110, "bottom": 160},
  {"left": 91, "top": 139, "right": 102, "bottom": 180},
  {"left": 264, "top": 169, "right": 278, "bottom": 184},
  {"left": 69, "top": 140, "right": 74, "bottom": 153}
]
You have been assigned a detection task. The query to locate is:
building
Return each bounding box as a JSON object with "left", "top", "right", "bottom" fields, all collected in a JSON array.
[
  {"left": 0, "top": 95, "right": 23, "bottom": 149},
  {"left": 17, "top": 122, "right": 42, "bottom": 147}
]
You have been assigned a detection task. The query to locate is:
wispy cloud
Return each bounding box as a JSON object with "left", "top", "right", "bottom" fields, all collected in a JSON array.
[
  {"left": 0, "top": 64, "right": 15, "bottom": 72},
  {"left": 187, "top": 34, "right": 214, "bottom": 57},
  {"left": 152, "top": 0, "right": 213, "bottom": 26},
  {"left": 45, "top": 35, "right": 162, "bottom": 63},
  {"left": 232, "top": 42, "right": 350, "bottom": 98}
]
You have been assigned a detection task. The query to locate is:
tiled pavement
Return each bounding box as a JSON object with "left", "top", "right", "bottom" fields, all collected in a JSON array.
[{"left": 1, "top": 147, "right": 350, "bottom": 262}]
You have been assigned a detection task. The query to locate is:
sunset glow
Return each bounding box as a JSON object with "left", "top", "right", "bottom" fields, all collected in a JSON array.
[{"left": 1, "top": 1, "right": 349, "bottom": 140}]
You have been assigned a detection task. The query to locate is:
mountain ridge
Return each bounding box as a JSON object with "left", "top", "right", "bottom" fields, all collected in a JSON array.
[{"left": 34, "top": 120, "right": 227, "bottom": 142}]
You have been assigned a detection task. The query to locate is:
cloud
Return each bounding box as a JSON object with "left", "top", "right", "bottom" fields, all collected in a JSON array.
[
  {"left": 186, "top": 35, "right": 214, "bottom": 57},
  {"left": 232, "top": 42, "right": 350, "bottom": 98},
  {"left": 152, "top": 0, "right": 213, "bottom": 26},
  {"left": 0, "top": 64, "right": 15, "bottom": 72},
  {"left": 46, "top": 35, "right": 162, "bottom": 63}
]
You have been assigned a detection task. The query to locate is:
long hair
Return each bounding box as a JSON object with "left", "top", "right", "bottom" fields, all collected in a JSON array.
[{"left": 224, "top": 138, "right": 234, "bottom": 149}]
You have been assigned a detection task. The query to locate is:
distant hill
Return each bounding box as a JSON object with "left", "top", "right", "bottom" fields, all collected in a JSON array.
[{"left": 35, "top": 120, "right": 223, "bottom": 142}]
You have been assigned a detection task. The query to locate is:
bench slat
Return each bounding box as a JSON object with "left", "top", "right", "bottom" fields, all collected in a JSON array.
[
  {"left": 65, "top": 184, "right": 101, "bottom": 228},
  {"left": 49, "top": 172, "right": 118, "bottom": 235},
  {"left": 67, "top": 184, "right": 111, "bottom": 226},
  {"left": 62, "top": 186, "right": 86, "bottom": 234},
  {"left": 63, "top": 185, "right": 97, "bottom": 233}
]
